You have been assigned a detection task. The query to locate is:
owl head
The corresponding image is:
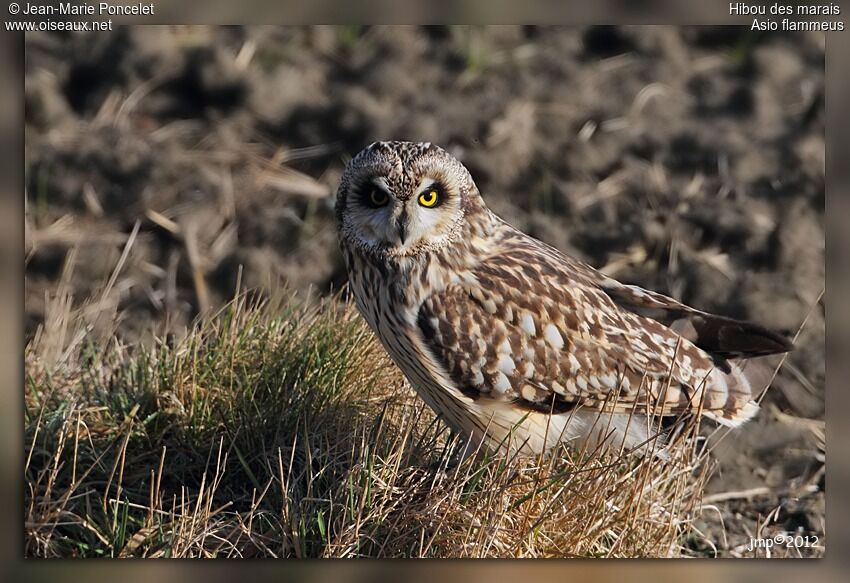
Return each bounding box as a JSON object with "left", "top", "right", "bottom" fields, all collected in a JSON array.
[{"left": 336, "top": 141, "right": 486, "bottom": 257}]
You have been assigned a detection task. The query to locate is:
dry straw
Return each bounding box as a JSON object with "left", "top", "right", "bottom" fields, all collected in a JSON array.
[{"left": 24, "top": 259, "right": 816, "bottom": 558}]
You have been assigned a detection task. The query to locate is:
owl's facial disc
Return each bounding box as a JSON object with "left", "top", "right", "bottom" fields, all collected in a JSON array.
[
  {"left": 338, "top": 141, "right": 478, "bottom": 257},
  {"left": 344, "top": 173, "right": 462, "bottom": 256}
]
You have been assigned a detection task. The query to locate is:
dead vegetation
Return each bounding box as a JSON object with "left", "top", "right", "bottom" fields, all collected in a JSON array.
[
  {"left": 23, "top": 253, "right": 823, "bottom": 557},
  {"left": 23, "top": 270, "right": 712, "bottom": 558}
]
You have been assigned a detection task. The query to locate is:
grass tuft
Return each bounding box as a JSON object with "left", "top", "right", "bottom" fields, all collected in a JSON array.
[{"left": 26, "top": 288, "right": 714, "bottom": 558}]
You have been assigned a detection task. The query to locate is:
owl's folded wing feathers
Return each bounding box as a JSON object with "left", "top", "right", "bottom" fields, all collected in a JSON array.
[
  {"left": 417, "top": 215, "right": 797, "bottom": 427},
  {"left": 416, "top": 254, "right": 764, "bottom": 425}
]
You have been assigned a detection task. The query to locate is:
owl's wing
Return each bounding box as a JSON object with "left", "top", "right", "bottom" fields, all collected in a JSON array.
[
  {"left": 418, "top": 261, "right": 712, "bottom": 414},
  {"left": 416, "top": 235, "right": 769, "bottom": 424},
  {"left": 530, "top": 233, "right": 794, "bottom": 360}
]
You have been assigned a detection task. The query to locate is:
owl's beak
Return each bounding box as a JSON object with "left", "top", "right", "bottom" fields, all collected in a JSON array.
[{"left": 396, "top": 212, "right": 408, "bottom": 245}]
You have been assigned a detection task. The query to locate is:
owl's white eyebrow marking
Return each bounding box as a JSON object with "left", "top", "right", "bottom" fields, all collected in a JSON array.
[
  {"left": 372, "top": 177, "right": 391, "bottom": 192},
  {"left": 416, "top": 177, "right": 440, "bottom": 194}
]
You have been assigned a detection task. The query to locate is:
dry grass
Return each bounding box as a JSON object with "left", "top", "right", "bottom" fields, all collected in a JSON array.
[{"left": 24, "top": 273, "right": 726, "bottom": 558}]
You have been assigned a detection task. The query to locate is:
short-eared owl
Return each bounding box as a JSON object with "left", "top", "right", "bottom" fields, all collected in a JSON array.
[{"left": 336, "top": 141, "right": 792, "bottom": 456}]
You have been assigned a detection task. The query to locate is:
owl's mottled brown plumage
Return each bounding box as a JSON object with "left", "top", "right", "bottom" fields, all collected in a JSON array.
[{"left": 336, "top": 141, "right": 792, "bottom": 456}]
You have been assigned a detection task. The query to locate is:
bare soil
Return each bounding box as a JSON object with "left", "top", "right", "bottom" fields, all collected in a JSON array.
[{"left": 24, "top": 26, "right": 825, "bottom": 556}]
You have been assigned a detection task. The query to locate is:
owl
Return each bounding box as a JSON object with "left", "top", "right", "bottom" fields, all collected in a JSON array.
[{"left": 335, "top": 141, "right": 792, "bottom": 457}]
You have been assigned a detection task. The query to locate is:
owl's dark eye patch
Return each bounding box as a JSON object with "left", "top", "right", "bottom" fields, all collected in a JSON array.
[{"left": 360, "top": 182, "right": 390, "bottom": 208}]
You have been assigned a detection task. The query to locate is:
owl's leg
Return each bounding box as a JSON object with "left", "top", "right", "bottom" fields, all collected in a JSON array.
[
  {"left": 454, "top": 430, "right": 491, "bottom": 463},
  {"left": 423, "top": 430, "right": 491, "bottom": 482}
]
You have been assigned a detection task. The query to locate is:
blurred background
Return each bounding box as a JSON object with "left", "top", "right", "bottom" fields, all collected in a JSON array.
[{"left": 23, "top": 26, "right": 824, "bottom": 553}]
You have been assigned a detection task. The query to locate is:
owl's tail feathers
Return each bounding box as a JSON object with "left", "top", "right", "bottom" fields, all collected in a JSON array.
[
  {"left": 669, "top": 313, "right": 794, "bottom": 359},
  {"left": 698, "top": 354, "right": 784, "bottom": 427}
]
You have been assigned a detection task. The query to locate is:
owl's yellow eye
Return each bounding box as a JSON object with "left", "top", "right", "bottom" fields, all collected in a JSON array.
[
  {"left": 418, "top": 189, "right": 441, "bottom": 208},
  {"left": 365, "top": 186, "right": 389, "bottom": 208}
]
